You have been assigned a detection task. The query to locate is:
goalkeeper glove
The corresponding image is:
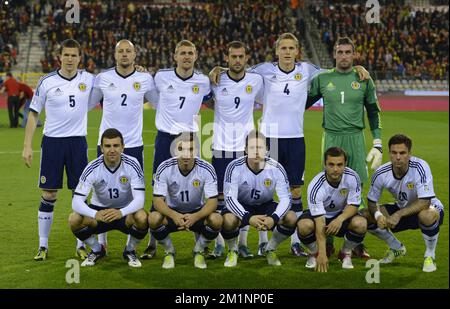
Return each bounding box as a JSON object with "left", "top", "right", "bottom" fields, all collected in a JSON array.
[{"left": 366, "top": 138, "right": 383, "bottom": 170}]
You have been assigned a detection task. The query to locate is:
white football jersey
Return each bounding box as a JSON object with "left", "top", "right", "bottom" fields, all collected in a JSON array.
[
  {"left": 368, "top": 156, "right": 443, "bottom": 210},
  {"left": 212, "top": 72, "right": 263, "bottom": 151},
  {"left": 307, "top": 167, "right": 361, "bottom": 218},
  {"left": 249, "top": 62, "right": 320, "bottom": 138},
  {"left": 223, "top": 156, "right": 291, "bottom": 220},
  {"left": 153, "top": 157, "right": 218, "bottom": 213},
  {"left": 75, "top": 153, "right": 145, "bottom": 210},
  {"left": 94, "top": 68, "right": 156, "bottom": 147},
  {"left": 30, "top": 70, "right": 94, "bottom": 137},
  {"left": 154, "top": 69, "right": 211, "bottom": 134}
]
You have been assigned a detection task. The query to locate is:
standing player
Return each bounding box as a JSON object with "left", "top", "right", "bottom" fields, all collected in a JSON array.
[
  {"left": 208, "top": 41, "right": 264, "bottom": 258},
  {"left": 221, "top": 130, "right": 297, "bottom": 267},
  {"left": 22, "top": 39, "right": 94, "bottom": 260},
  {"left": 148, "top": 132, "right": 221, "bottom": 269},
  {"left": 89, "top": 39, "right": 157, "bottom": 253},
  {"left": 306, "top": 37, "right": 382, "bottom": 259},
  {"left": 297, "top": 147, "right": 367, "bottom": 272},
  {"left": 69, "top": 128, "right": 148, "bottom": 267},
  {"left": 365, "top": 134, "right": 444, "bottom": 272},
  {"left": 141, "top": 40, "right": 212, "bottom": 259},
  {"left": 210, "top": 33, "right": 369, "bottom": 257},
  {"left": 0, "top": 72, "right": 20, "bottom": 128}
]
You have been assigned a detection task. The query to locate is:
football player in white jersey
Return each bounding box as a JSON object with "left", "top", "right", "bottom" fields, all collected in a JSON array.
[
  {"left": 221, "top": 130, "right": 297, "bottom": 267},
  {"left": 364, "top": 134, "right": 444, "bottom": 272},
  {"left": 142, "top": 40, "right": 213, "bottom": 259},
  {"left": 22, "top": 39, "right": 94, "bottom": 261},
  {"left": 210, "top": 33, "right": 369, "bottom": 257},
  {"left": 207, "top": 41, "right": 264, "bottom": 259},
  {"left": 69, "top": 129, "right": 148, "bottom": 268},
  {"left": 148, "top": 132, "right": 222, "bottom": 269},
  {"left": 89, "top": 39, "right": 158, "bottom": 257},
  {"left": 297, "top": 147, "right": 367, "bottom": 272}
]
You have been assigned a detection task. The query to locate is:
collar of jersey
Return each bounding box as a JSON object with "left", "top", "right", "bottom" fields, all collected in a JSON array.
[
  {"left": 57, "top": 69, "right": 78, "bottom": 81},
  {"left": 103, "top": 157, "right": 122, "bottom": 174},
  {"left": 115, "top": 67, "right": 136, "bottom": 79},
  {"left": 227, "top": 71, "right": 246, "bottom": 83},
  {"left": 178, "top": 161, "right": 196, "bottom": 177},
  {"left": 174, "top": 69, "right": 194, "bottom": 81},
  {"left": 391, "top": 163, "right": 409, "bottom": 181},
  {"left": 277, "top": 63, "right": 295, "bottom": 75},
  {"left": 245, "top": 157, "right": 265, "bottom": 176}
]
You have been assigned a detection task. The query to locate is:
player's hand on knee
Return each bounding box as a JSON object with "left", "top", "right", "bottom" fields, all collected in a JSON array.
[
  {"left": 249, "top": 215, "right": 266, "bottom": 230},
  {"left": 184, "top": 213, "right": 199, "bottom": 229},
  {"left": 172, "top": 213, "right": 188, "bottom": 230},
  {"left": 316, "top": 254, "right": 328, "bottom": 273},
  {"left": 95, "top": 210, "right": 107, "bottom": 223},
  {"left": 22, "top": 147, "right": 33, "bottom": 167},
  {"left": 375, "top": 211, "right": 387, "bottom": 229},
  {"left": 261, "top": 216, "right": 275, "bottom": 230},
  {"left": 102, "top": 208, "right": 123, "bottom": 223},
  {"left": 366, "top": 139, "right": 383, "bottom": 170},
  {"left": 325, "top": 218, "right": 342, "bottom": 236},
  {"left": 386, "top": 213, "right": 400, "bottom": 229}
]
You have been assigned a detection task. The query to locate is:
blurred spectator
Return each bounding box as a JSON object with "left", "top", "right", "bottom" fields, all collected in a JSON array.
[{"left": 0, "top": 72, "right": 21, "bottom": 128}]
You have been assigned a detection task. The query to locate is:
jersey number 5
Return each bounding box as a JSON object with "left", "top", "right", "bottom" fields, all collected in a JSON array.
[{"left": 69, "top": 95, "right": 75, "bottom": 107}]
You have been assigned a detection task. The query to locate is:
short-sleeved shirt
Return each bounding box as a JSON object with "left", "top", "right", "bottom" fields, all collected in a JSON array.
[
  {"left": 153, "top": 157, "right": 218, "bottom": 213},
  {"left": 30, "top": 70, "right": 94, "bottom": 137},
  {"left": 307, "top": 167, "right": 361, "bottom": 218}
]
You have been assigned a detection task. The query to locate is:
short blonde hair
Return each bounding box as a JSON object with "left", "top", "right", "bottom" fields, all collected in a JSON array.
[
  {"left": 175, "top": 40, "right": 197, "bottom": 53},
  {"left": 275, "top": 33, "right": 300, "bottom": 49},
  {"left": 115, "top": 39, "right": 135, "bottom": 52}
]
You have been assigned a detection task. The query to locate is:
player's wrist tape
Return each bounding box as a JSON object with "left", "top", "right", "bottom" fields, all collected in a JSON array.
[
  {"left": 374, "top": 210, "right": 383, "bottom": 220},
  {"left": 373, "top": 139, "right": 382, "bottom": 152},
  {"left": 270, "top": 213, "right": 280, "bottom": 226}
]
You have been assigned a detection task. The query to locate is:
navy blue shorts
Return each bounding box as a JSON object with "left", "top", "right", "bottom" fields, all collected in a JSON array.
[
  {"left": 39, "top": 135, "right": 88, "bottom": 190},
  {"left": 381, "top": 203, "right": 444, "bottom": 233},
  {"left": 299, "top": 209, "right": 359, "bottom": 238},
  {"left": 212, "top": 149, "right": 244, "bottom": 194},
  {"left": 88, "top": 204, "right": 129, "bottom": 234},
  {"left": 223, "top": 200, "right": 278, "bottom": 227},
  {"left": 97, "top": 145, "right": 144, "bottom": 169},
  {"left": 266, "top": 137, "right": 305, "bottom": 186},
  {"left": 152, "top": 130, "right": 178, "bottom": 175}
]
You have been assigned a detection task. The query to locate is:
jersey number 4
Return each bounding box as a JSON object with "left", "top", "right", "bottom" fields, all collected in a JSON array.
[{"left": 283, "top": 84, "right": 290, "bottom": 95}]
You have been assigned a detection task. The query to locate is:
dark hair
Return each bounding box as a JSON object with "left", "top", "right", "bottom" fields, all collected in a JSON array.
[
  {"left": 174, "top": 131, "right": 200, "bottom": 149},
  {"left": 6, "top": 72, "right": 13, "bottom": 77},
  {"left": 59, "top": 39, "right": 82, "bottom": 56},
  {"left": 324, "top": 147, "right": 348, "bottom": 163},
  {"left": 388, "top": 134, "right": 412, "bottom": 151},
  {"left": 245, "top": 129, "right": 266, "bottom": 148},
  {"left": 334, "top": 37, "right": 355, "bottom": 53},
  {"left": 101, "top": 128, "right": 124, "bottom": 145},
  {"left": 226, "top": 41, "right": 250, "bottom": 55}
]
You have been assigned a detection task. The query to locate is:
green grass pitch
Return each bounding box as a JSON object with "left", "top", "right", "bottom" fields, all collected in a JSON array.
[{"left": 0, "top": 109, "right": 447, "bottom": 288}]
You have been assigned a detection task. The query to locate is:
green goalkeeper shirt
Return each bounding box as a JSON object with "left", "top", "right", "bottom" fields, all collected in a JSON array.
[{"left": 307, "top": 68, "right": 382, "bottom": 138}]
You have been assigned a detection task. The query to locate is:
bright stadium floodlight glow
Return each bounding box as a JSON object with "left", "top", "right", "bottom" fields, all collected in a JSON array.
[{"left": 5, "top": 1, "right": 9, "bottom": 5}]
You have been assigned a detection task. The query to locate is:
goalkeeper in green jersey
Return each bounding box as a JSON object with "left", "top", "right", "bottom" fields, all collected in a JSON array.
[{"left": 306, "top": 37, "right": 382, "bottom": 259}]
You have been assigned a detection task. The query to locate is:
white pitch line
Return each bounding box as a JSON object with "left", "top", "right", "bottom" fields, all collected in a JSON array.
[{"left": 0, "top": 144, "right": 154, "bottom": 155}]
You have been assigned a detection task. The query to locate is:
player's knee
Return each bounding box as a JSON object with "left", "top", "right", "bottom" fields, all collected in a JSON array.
[
  {"left": 297, "top": 219, "right": 314, "bottom": 236},
  {"left": 148, "top": 211, "right": 164, "bottom": 229},
  {"left": 290, "top": 186, "right": 302, "bottom": 199},
  {"left": 418, "top": 208, "right": 439, "bottom": 226},
  {"left": 133, "top": 209, "right": 148, "bottom": 228},
  {"left": 68, "top": 212, "right": 83, "bottom": 230},
  {"left": 207, "top": 212, "right": 223, "bottom": 230},
  {"left": 350, "top": 216, "right": 367, "bottom": 234},
  {"left": 42, "top": 190, "right": 57, "bottom": 200},
  {"left": 223, "top": 213, "right": 239, "bottom": 231},
  {"left": 281, "top": 210, "right": 297, "bottom": 228}
]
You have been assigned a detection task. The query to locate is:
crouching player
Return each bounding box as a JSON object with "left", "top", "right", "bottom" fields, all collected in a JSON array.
[
  {"left": 148, "top": 132, "right": 222, "bottom": 269},
  {"left": 365, "top": 134, "right": 444, "bottom": 272},
  {"left": 68, "top": 128, "right": 148, "bottom": 267},
  {"left": 221, "top": 130, "right": 297, "bottom": 267},
  {"left": 297, "top": 147, "right": 367, "bottom": 272}
]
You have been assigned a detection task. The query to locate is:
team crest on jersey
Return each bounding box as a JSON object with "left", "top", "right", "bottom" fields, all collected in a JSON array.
[
  {"left": 326, "top": 82, "right": 336, "bottom": 91},
  {"left": 192, "top": 85, "right": 199, "bottom": 94},
  {"left": 294, "top": 73, "right": 302, "bottom": 81},
  {"left": 246, "top": 85, "right": 253, "bottom": 94},
  {"left": 193, "top": 179, "right": 201, "bottom": 188},
  {"left": 407, "top": 182, "right": 414, "bottom": 190},
  {"left": 264, "top": 178, "right": 272, "bottom": 187},
  {"left": 351, "top": 81, "right": 361, "bottom": 90},
  {"left": 340, "top": 189, "right": 348, "bottom": 196},
  {"left": 120, "top": 176, "right": 129, "bottom": 184},
  {"left": 133, "top": 82, "right": 141, "bottom": 91},
  {"left": 78, "top": 83, "right": 87, "bottom": 92},
  {"left": 40, "top": 176, "right": 46, "bottom": 184}
]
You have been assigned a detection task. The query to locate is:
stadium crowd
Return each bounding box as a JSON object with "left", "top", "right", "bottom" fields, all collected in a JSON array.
[
  {"left": 310, "top": 3, "right": 449, "bottom": 80},
  {"left": 39, "top": 0, "right": 300, "bottom": 74},
  {"left": 0, "top": 2, "right": 32, "bottom": 72}
]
